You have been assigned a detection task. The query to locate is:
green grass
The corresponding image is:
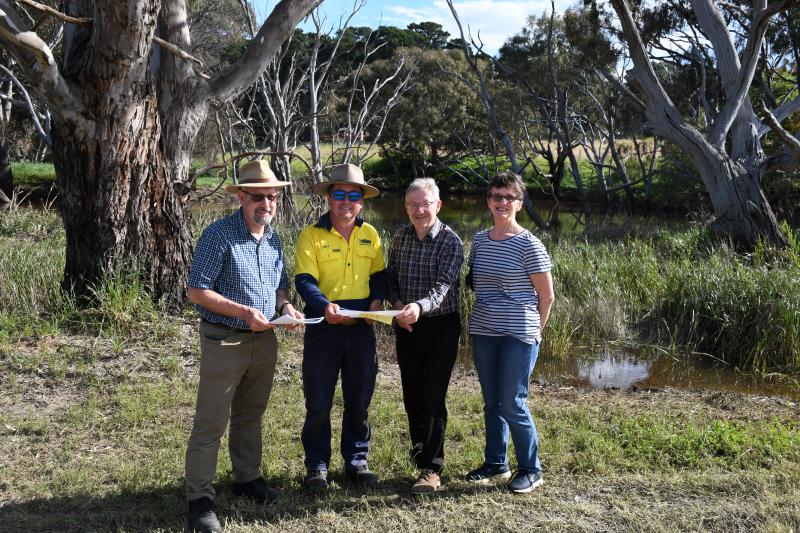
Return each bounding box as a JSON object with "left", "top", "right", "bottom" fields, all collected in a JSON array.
[
  {"left": 2, "top": 208, "right": 800, "bottom": 531},
  {"left": 1, "top": 330, "right": 798, "bottom": 531},
  {"left": 9, "top": 161, "right": 56, "bottom": 186}
]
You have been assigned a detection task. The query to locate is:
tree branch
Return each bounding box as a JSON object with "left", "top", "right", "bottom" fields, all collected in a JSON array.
[
  {"left": 206, "top": 0, "right": 321, "bottom": 103},
  {"left": 0, "top": 63, "right": 49, "bottom": 144},
  {"left": 757, "top": 95, "right": 800, "bottom": 137},
  {"left": 14, "top": 0, "right": 91, "bottom": 26},
  {"left": 153, "top": 36, "right": 209, "bottom": 79},
  {"left": 0, "top": 0, "right": 84, "bottom": 123},
  {"left": 759, "top": 100, "right": 800, "bottom": 171}
]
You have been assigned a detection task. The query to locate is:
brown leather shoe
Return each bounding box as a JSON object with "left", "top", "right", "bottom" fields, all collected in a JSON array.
[{"left": 410, "top": 469, "right": 441, "bottom": 494}]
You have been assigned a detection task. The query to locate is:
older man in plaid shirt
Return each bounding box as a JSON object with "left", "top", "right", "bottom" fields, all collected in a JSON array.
[{"left": 388, "top": 178, "right": 464, "bottom": 494}]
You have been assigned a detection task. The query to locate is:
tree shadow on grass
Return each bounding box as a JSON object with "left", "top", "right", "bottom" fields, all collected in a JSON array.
[{"left": 1, "top": 475, "right": 501, "bottom": 532}]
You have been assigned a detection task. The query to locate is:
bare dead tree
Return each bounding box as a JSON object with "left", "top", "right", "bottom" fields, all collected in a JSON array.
[
  {"left": 445, "top": 0, "right": 548, "bottom": 229},
  {"left": 336, "top": 36, "right": 414, "bottom": 166},
  {"left": 307, "top": 1, "right": 365, "bottom": 180}
]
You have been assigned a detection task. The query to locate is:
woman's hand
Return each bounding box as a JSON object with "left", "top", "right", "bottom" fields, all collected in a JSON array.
[{"left": 530, "top": 271, "right": 554, "bottom": 330}]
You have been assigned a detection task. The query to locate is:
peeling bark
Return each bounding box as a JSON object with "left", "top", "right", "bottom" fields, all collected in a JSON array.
[{"left": 0, "top": 0, "right": 320, "bottom": 306}]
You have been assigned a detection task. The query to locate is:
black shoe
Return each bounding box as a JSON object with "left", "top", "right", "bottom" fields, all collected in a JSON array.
[
  {"left": 231, "top": 477, "right": 280, "bottom": 504},
  {"left": 345, "top": 465, "right": 378, "bottom": 488},
  {"left": 187, "top": 497, "right": 221, "bottom": 533},
  {"left": 304, "top": 469, "right": 328, "bottom": 492},
  {"left": 465, "top": 463, "right": 512, "bottom": 485}
]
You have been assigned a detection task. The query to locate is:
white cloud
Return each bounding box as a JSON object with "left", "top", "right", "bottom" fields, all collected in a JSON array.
[{"left": 385, "top": 0, "right": 572, "bottom": 54}]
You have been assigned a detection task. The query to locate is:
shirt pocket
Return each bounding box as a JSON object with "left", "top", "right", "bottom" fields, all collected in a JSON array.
[
  {"left": 354, "top": 244, "right": 377, "bottom": 273},
  {"left": 317, "top": 249, "right": 345, "bottom": 279}
]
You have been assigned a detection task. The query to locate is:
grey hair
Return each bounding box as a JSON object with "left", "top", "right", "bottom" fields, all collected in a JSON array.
[{"left": 405, "top": 177, "right": 440, "bottom": 200}]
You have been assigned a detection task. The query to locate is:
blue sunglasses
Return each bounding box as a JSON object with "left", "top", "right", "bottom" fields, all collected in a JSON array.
[{"left": 330, "top": 189, "right": 363, "bottom": 202}]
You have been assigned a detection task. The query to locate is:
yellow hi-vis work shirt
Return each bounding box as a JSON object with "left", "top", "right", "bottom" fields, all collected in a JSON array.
[{"left": 295, "top": 215, "right": 385, "bottom": 303}]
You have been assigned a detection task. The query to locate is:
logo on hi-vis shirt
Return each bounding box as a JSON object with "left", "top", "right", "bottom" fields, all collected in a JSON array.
[
  {"left": 359, "top": 239, "right": 372, "bottom": 246},
  {"left": 319, "top": 242, "right": 342, "bottom": 253}
]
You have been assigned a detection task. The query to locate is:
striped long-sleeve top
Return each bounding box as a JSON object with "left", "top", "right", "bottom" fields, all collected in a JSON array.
[{"left": 467, "top": 229, "right": 552, "bottom": 344}]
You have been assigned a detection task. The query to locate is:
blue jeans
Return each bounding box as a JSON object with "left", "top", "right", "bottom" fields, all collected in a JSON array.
[{"left": 472, "top": 334, "right": 541, "bottom": 473}]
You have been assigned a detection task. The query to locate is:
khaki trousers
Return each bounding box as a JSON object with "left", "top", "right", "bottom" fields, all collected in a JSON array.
[{"left": 185, "top": 321, "right": 278, "bottom": 502}]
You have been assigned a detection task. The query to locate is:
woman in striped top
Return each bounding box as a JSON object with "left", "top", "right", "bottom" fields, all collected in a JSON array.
[{"left": 464, "top": 172, "right": 554, "bottom": 493}]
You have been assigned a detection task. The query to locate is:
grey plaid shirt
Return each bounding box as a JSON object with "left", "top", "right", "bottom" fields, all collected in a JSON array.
[{"left": 387, "top": 218, "right": 464, "bottom": 317}]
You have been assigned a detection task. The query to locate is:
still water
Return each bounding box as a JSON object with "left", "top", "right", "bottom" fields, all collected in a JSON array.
[
  {"left": 208, "top": 191, "right": 800, "bottom": 401},
  {"left": 533, "top": 346, "right": 800, "bottom": 400}
]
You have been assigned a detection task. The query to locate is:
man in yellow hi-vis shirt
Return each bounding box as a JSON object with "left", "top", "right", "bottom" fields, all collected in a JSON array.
[{"left": 294, "top": 163, "right": 387, "bottom": 492}]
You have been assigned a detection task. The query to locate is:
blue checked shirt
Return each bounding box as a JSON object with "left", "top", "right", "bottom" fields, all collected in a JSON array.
[{"left": 188, "top": 208, "right": 288, "bottom": 329}]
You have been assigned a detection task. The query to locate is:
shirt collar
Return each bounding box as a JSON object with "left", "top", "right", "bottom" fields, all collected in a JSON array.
[
  {"left": 408, "top": 217, "right": 443, "bottom": 241},
  {"left": 314, "top": 211, "right": 364, "bottom": 230}
]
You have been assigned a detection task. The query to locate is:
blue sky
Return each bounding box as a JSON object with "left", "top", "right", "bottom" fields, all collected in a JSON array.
[{"left": 251, "top": 0, "right": 576, "bottom": 55}]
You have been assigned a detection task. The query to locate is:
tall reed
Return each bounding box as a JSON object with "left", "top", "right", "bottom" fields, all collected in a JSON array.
[{"left": 3, "top": 208, "right": 799, "bottom": 371}]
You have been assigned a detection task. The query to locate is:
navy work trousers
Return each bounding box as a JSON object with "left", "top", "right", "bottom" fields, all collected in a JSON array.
[{"left": 301, "top": 321, "right": 377, "bottom": 471}]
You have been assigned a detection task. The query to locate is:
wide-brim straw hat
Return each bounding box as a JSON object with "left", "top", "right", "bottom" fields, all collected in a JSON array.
[
  {"left": 311, "top": 163, "right": 380, "bottom": 198},
  {"left": 225, "top": 160, "right": 291, "bottom": 193}
]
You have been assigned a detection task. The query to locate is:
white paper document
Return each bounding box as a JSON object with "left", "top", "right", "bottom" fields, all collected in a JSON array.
[
  {"left": 270, "top": 315, "right": 325, "bottom": 326},
  {"left": 337, "top": 309, "right": 401, "bottom": 325}
]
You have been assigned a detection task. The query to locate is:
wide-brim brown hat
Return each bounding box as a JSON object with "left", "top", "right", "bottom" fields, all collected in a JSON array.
[
  {"left": 311, "top": 163, "right": 380, "bottom": 198},
  {"left": 225, "top": 160, "right": 291, "bottom": 193}
]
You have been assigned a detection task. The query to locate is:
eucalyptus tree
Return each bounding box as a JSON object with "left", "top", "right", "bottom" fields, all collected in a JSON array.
[
  {"left": 333, "top": 32, "right": 414, "bottom": 165},
  {"left": 0, "top": 0, "right": 321, "bottom": 305},
  {"left": 602, "top": 0, "right": 799, "bottom": 247},
  {"left": 373, "top": 47, "right": 487, "bottom": 182},
  {"left": 445, "top": 0, "right": 548, "bottom": 228}
]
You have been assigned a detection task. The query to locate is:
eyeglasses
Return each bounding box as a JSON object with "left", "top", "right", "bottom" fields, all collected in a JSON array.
[
  {"left": 330, "top": 189, "right": 363, "bottom": 202},
  {"left": 405, "top": 201, "right": 437, "bottom": 211},
  {"left": 488, "top": 193, "right": 520, "bottom": 203},
  {"left": 242, "top": 191, "right": 281, "bottom": 202}
]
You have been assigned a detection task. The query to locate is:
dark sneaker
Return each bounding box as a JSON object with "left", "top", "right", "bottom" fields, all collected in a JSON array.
[
  {"left": 507, "top": 470, "right": 543, "bottom": 493},
  {"left": 410, "top": 469, "right": 441, "bottom": 494},
  {"left": 465, "top": 463, "right": 512, "bottom": 485},
  {"left": 187, "top": 497, "right": 221, "bottom": 533},
  {"left": 231, "top": 476, "right": 280, "bottom": 504},
  {"left": 345, "top": 465, "right": 378, "bottom": 487},
  {"left": 304, "top": 469, "right": 328, "bottom": 492}
]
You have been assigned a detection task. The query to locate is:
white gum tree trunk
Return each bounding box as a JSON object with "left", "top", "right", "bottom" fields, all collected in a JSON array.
[{"left": 608, "top": 0, "right": 799, "bottom": 248}]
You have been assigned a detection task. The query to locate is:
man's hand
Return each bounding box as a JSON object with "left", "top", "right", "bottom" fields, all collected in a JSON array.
[
  {"left": 279, "top": 303, "right": 305, "bottom": 330},
  {"left": 324, "top": 302, "right": 349, "bottom": 324},
  {"left": 395, "top": 302, "right": 421, "bottom": 332},
  {"left": 243, "top": 307, "right": 273, "bottom": 331}
]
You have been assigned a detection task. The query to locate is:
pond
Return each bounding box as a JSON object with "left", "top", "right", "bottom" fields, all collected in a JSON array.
[
  {"left": 532, "top": 345, "right": 800, "bottom": 400},
  {"left": 197, "top": 191, "right": 800, "bottom": 401}
]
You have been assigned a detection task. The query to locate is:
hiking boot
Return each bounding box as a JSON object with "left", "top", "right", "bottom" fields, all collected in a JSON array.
[
  {"left": 345, "top": 465, "right": 378, "bottom": 487},
  {"left": 410, "top": 469, "right": 441, "bottom": 494},
  {"left": 231, "top": 477, "right": 280, "bottom": 504},
  {"left": 304, "top": 469, "right": 328, "bottom": 492},
  {"left": 187, "top": 497, "right": 221, "bottom": 533},
  {"left": 507, "top": 470, "right": 543, "bottom": 493},
  {"left": 465, "top": 463, "right": 512, "bottom": 485}
]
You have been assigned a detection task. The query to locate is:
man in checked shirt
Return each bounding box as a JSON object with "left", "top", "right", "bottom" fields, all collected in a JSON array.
[
  {"left": 183, "top": 160, "right": 305, "bottom": 533},
  {"left": 388, "top": 178, "right": 464, "bottom": 494}
]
